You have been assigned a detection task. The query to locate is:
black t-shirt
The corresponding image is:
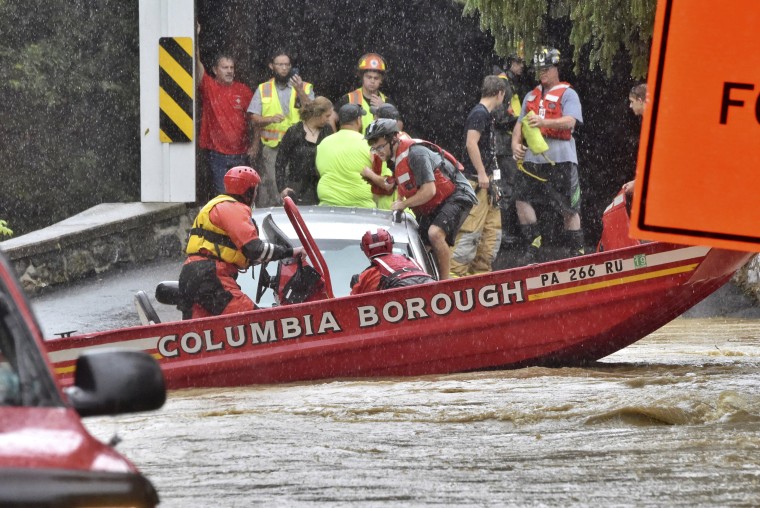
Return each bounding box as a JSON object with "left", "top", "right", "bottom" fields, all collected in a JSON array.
[{"left": 462, "top": 103, "right": 496, "bottom": 179}]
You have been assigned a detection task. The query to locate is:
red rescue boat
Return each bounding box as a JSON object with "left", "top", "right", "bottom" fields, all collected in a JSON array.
[{"left": 44, "top": 195, "right": 754, "bottom": 389}]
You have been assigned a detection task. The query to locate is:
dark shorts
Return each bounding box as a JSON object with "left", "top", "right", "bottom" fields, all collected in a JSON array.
[
  {"left": 419, "top": 199, "right": 473, "bottom": 247},
  {"left": 514, "top": 161, "right": 581, "bottom": 215}
]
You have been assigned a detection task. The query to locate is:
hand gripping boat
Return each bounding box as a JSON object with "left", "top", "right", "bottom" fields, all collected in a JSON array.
[{"left": 45, "top": 194, "right": 754, "bottom": 389}]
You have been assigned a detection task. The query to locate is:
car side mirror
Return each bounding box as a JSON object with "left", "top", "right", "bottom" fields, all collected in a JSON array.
[{"left": 65, "top": 350, "right": 166, "bottom": 417}]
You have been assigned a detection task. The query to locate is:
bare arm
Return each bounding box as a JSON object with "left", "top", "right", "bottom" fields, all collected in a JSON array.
[
  {"left": 511, "top": 121, "right": 526, "bottom": 160},
  {"left": 195, "top": 23, "right": 205, "bottom": 83},
  {"left": 251, "top": 113, "right": 285, "bottom": 127},
  {"left": 465, "top": 129, "right": 489, "bottom": 189},
  {"left": 290, "top": 75, "right": 312, "bottom": 106},
  {"left": 391, "top": 181, "right": 436, "bottom": 211},
  {"left": 526, "top": 114, "right": 576, "bottom": 131},
  {"left": 361, "top": 167, "right": 394, "bottom": 192}
]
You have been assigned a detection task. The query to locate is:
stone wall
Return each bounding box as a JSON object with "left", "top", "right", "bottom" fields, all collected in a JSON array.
[
  {"left": 0, "top": 203, "right": 196, "bottom": 294},
  {"left": 2, "top": 201, "right": 760, "bottom": 306},
  {"left": 732, "top": 255, "right": 760, "bottom": 305}
]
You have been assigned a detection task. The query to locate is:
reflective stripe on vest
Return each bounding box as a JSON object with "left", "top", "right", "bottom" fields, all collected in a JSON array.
[
  {"left": 260, "top": 79, "right": 313, "bottom": 147},
  {"left": 347, "top": 88, "right": 386, "bottom": 133},
  {"left": 185, "top": 195, "right": 249, "bottom": 268},
  {"left": 525, "top": 82, "right": 572, "bottom": 140},
  {"left": 371, "top": 254, "right": 429, "bottom": 289}
]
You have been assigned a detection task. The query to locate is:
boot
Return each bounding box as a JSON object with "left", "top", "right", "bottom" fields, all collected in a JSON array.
[
  {"left": 520, "top": 224, "right": 542, "bottom": 265},
  {"left": 563, "top": 229, "right": 586, "bottom": 258}
]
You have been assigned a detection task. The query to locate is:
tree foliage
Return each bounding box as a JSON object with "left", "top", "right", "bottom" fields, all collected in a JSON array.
[
  {"left": 0, "top": 0, "right": 140, "bottom": 235},
  {"left": 459, "top": 0, "right": 656, "bottom": 78}
]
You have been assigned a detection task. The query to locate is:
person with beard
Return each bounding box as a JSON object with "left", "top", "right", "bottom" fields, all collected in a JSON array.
[
  {"left": 196, "top": 24, "right": 254, "bottom": 195},
  {"left": 248, "top": 51, "right": 315, "bottom": 206}
]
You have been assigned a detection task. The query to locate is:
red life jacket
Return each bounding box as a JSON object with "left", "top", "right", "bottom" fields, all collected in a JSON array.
[
  {"left": 394, "top": 138, "right": 464, "bottom": 216},
  {"left": 370, "top": 132, "right": 410, "bottom": 196},
  {"left": 371, "top": 254, "right": 432, "bottom": 289},
  {"left": 525, "top": 83, "right": 573, "bottom": 140}
]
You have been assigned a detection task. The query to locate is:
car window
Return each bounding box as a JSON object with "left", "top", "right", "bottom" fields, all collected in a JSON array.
[
  {"left": 0, "top": 283, "right": 62, "bottom": 408},
  {"left": 239, "top": 238, "right": 415, "bottom": 307},
  {"left": 0, "top": 325, "right": 21, "bottom": 406}
]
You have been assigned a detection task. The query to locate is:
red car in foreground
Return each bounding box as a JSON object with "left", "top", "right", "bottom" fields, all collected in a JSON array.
[{"left": 0, "top": 249, "right": 166, "bottom": 506}]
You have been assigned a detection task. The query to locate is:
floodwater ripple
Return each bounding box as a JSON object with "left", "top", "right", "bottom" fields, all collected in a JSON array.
[{"left": 81, "top": 318, "right": 760, "bottom": 507}]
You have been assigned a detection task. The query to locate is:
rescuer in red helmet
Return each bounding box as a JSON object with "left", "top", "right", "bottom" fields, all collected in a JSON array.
[
  {"left": 335, "top": 53, "right": 394, "bottom": 133},
  {"left": 179, "top": 166, "right": 306, "bottom": 319},
  {"left": 350, "top": 228, "right": 434, "bottom": 295}
]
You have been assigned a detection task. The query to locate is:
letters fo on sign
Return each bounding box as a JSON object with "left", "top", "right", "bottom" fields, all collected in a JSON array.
[{"left": 629, "top": 0, "right": 760, "bottom": 251}]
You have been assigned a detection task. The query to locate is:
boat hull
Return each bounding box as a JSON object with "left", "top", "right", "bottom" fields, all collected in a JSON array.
[{"left": 45, "top": 242, "right": 752, "bottom": 389}]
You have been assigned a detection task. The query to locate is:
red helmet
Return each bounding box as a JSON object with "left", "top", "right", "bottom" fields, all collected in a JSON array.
[
  {"left": 224, "top": 166, "right": 261, "bottom": 195},
  {"left": 361, "top": 228, "right": 394, "bottom": 258}
]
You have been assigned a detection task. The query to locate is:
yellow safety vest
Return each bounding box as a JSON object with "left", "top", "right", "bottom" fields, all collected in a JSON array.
[
  {"left": 186, "top": 195, "right": 249, "bottom": 268},
  {"left": 259, "top": 79, "right": 313, "bottom": 147},
  {"left": 347, "top": 88, "right": 387, "bottom": 134}
]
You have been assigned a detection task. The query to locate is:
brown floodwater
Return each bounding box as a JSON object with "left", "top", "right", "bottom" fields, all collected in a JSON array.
[{"left": 82, "top": 317, "right": 760, "bottom": 507}]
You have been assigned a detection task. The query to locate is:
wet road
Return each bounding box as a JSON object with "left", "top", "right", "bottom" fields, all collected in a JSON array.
[
  {"left": 31, "top": 261, "right": 760, "bottom": 507},
  {"left": 32, "top": 256, "right": 184, "bottom": 336}
]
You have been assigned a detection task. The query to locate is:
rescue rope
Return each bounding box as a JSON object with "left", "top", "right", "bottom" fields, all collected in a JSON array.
[{"left": 517, "top": 161, "right": 548, "bottom": 182}]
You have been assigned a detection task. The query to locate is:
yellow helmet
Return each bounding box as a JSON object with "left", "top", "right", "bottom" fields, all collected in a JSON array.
[{"left": 358, "top": 53, "right": 387, "bottom": 73}]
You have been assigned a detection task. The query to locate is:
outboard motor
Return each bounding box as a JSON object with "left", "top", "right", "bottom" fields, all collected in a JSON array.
[{"left": 155, "top": 281, "right": 180, "bottom": 306}]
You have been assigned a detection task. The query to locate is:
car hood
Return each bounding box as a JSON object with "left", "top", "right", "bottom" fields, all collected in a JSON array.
[{"left": 0, "top": 406, "right": 135, "bottom": 472}]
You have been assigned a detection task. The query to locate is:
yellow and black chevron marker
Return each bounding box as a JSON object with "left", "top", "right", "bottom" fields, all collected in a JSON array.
[{"left": 159, "top": 37, "right": 193, "bottom": 143}]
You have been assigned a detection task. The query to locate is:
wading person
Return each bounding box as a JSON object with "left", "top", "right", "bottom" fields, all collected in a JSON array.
[
  {"left": 512, "top": 47, "right": 585, "bottom": 263},
  {"left": 248, "top": 51, "right": 314, "bottom": 206},
  {"left": 179, "top": 166, "right": 305, "bottom": 319},
  {"left": 364, "top": 119, "right": 477, "bottom": 280},
  {"left": 350, "top": 228, "right": 434, "bottom": 295}
]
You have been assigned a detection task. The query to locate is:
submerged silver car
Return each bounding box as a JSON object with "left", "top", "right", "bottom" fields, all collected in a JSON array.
[{"left": 239, "top": 206, "right": 438, "bottom": 306}]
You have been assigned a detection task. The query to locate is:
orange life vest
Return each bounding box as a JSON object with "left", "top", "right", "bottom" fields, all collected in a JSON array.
[{"left": 525, "top": 82, "right": 572, "bottom": 140}]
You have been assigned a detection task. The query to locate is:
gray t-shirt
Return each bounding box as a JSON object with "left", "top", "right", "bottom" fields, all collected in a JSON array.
[
  {"left": 517, "top": 85, "right": 582, "bottom": 164},
  {"left": 247, "top": 81, "right": 315, "bottom": 116},
  {"left": 405, "top": 145, "right": 477, "bottom": 205}
]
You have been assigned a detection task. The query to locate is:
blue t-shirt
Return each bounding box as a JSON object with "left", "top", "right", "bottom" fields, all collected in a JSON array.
[{"left": 518, "top": 85, "right": 583, "bottom": 164}]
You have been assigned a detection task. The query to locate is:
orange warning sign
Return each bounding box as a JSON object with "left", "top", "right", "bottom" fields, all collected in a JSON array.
[{"left": 630, "top": 0, "right": 760, "bottom": 252}]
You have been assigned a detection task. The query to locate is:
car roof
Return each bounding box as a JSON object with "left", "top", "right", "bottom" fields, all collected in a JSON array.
[{"left": 252, "top": 205, "right": 416, "bottom": 244}]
